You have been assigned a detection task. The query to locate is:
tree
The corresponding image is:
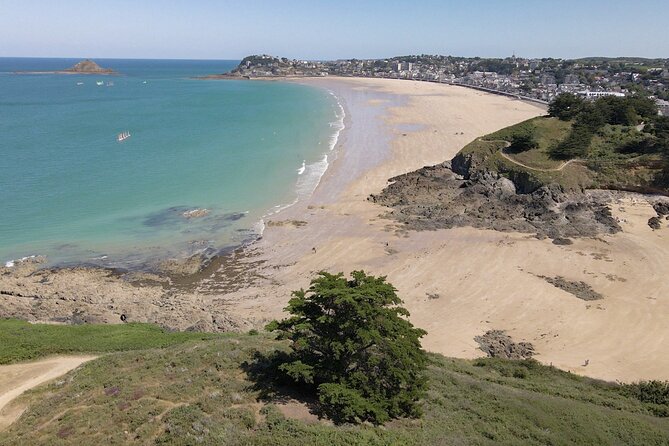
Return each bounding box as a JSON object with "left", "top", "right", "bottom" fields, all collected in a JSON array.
[
  {"left": 550, "top": 124, "right": 593, "bottom": 160},
  {"left": 266, "top": 271, "right": 428, "bottom": 425},
  {"left": 548, "top": 93, "right": 585, "bottom": 121},
  {"left": 575, "top": 103, "right": 606, "bottom": 132}
]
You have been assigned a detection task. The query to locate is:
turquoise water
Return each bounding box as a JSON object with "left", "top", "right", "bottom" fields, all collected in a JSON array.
[{"left": 0, "top": 58, "right": 343, "bottom": 268}]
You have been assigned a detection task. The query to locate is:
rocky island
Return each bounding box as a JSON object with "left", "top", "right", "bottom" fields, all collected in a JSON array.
[{"left": 14, "top": 59, "right": 118, "bottom": 75}]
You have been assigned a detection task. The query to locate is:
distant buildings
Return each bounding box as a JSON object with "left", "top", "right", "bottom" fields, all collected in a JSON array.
[
  {"left": 228, "top": 54, "right": 668, "bottom": 105},
  {"left": 657, "top": 99, "right": 669, "bottom": 116}
]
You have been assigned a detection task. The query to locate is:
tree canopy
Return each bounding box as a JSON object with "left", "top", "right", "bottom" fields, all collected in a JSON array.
[
  {"left": 266, "top": 271, "right": 428, "bottom": 425},
  {"left": 548, "top": 93, "right": 585, "bottom": 121}
]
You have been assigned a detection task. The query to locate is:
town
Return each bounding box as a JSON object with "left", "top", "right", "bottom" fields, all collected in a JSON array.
[{"left": 227, "top": 54, "right": 669, "bottom": 114}]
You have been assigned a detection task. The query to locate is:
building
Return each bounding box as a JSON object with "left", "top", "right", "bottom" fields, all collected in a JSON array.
[
  {"left": 578, "top": 91, "right": 626, "bottom": 99},
  {"left": 657, "top": 99, "right": 669, "bottom": 116}
]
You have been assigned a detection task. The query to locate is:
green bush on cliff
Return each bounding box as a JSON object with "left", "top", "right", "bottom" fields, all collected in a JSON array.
[{"left": 266, "top": 271, "right": 428, "bottom": 425}]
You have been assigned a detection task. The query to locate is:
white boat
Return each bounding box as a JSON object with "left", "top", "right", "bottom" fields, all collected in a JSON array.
[
  {"left": 117, "top": 131, "right": 131, "bottom": 142},
  {"left": 106, "top": 81, "right": 114, "bottom": 87},
  {"left": 96, "top": 81, "right": 104, "bottom": 86},
  {"left": 76, "top": 82, "right": 84, "bottom": 86}
]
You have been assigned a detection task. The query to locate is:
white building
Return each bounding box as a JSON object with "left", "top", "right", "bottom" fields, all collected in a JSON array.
[{"left": 578, "top": 91, "right": 626, "bottom": 99}]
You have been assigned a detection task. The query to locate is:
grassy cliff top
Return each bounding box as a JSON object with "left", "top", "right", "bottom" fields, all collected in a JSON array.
[
  {"left": 1, "top": 321, "right": 667, "bottom": 445},
  {"left": 456, "top": 115, "right": 667, "bottom": 194}
]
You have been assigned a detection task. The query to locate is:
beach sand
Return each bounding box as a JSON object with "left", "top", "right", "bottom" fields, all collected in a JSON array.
[{"left": 216, "top": 78, "right": 669, "bottom": 383}]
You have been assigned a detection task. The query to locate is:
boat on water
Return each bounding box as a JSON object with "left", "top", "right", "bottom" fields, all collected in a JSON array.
[
  {"left": 96, "top": 81, "right": 104, "bottom": 86},
  {"left": 106, "top": 81, "right": 114, "bottom": 87},
  {"left": 76, "top": 81, "right": 84, "bottom": 86},
  {"left": 117, "top": 131, "right": 131, "bottom": 142}
]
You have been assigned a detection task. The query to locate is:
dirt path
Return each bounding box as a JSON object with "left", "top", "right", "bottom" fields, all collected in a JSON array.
[
  {"left": 481, "top": 138, "right": 577, "bottom": 172},
  {"left": 0, "top": 356, "right": 97, "bottom": 430}
]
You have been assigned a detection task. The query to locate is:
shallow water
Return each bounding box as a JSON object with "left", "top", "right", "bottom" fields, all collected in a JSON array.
[{"left": 0, "top": 58, "right": 343, "bottom": 267}]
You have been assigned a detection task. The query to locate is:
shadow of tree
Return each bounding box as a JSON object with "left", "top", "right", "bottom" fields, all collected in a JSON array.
[{"left": 241, "top": 350, "right": 324, "bottom": 418}]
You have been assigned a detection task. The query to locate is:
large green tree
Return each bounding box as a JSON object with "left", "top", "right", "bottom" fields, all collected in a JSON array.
[
  {"left": 548, "top": 93, "right": 585, "bottom": 121},
  {"left": 266, "top": 271, "right": 428, "bottom": 425}
]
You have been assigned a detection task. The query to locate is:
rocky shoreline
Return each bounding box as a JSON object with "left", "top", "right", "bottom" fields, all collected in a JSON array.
[
  {"left": 371, "top": 157, "right": 669, "bottom": 243},
  {"left": 0, "top": 249, "right": 259, "bottom": 333}
]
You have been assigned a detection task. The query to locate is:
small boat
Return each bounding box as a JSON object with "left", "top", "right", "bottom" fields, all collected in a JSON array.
[
  {"left": 106, "top": 81, "right": 114, "bottom": 87},
  {"left": 76, "top": 82, "right": 84, "bottom": 86},
  {"left": 117, "top": 131, "right": 131, "bottom": 142},
  {"left": 96, "top": 81, "right": 104, "bottom": 86}
]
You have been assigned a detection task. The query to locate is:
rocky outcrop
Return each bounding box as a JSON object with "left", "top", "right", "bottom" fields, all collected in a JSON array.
[
  {"left": 0, "top": 261, "right": 247, "bottom": 332},
  {"left": 370, "top": 161, "right": 621, "bottom": 242},
  {"left": 182, "top": 208, "right": 210, "bottom": 219},
  {"left": 474, "top": 330, "right": 535, "bottom": 360},
  {"left": 539, "top": 276, "right": 603, "bottom": 301}
]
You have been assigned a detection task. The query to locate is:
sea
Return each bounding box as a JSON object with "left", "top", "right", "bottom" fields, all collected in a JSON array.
[{"left": 0, "top": 58, "right": 344, "bottom": 269}]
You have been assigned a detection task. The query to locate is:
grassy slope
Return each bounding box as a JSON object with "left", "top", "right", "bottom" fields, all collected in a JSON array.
[
  {"left": 0, "top": 323, "right": 667, "bottom": 445},
  {"left": 459, "top": 116, "right": 664, "bottom": 193},
  {"left": 0, "top": 319, "right": 221, "bottom": 364}
]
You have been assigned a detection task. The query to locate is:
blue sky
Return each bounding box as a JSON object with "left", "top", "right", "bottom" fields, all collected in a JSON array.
[{"left": 1, "top": 0, "right": 667, "bottom": 60}]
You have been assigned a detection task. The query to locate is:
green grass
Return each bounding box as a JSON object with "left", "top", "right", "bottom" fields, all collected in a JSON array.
[
  {"left": 487, "top": 116, "right": 572, "bottom": 170},
  {"left": 458, "top": 115, "right": 666, "bottom": 194},
  {"left": 0, "top": 319, "right": 221, "bottom": 364},
  {"left": 1, "top": 324, "right": 667, "bottom": 445}
]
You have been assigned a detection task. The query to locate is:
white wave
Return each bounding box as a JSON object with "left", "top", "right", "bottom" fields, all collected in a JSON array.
[
  {"left": 254, "top": 219, "right": 266, "bottom": 237},
  {"left": 4, "top": 254, "right": 39, "bottom": 268},
  {"left": 295, "top": 153, "right": 329, "bottom": 198},
  {"left": 254, "top": 89, "right": 346, "bottom": 228}
]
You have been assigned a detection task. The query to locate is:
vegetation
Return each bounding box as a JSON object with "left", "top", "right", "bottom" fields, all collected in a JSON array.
[
  {"left": 266, "top": 271, "right": 428, "bottom": 425},
  {"left": 1, "top": 327, "right": 668, "bottom": 445},
  {"left": 548, "top": 93, "right": 585, "bottom": 121},
  {"left": 507, "top": 130, "right": 539, "bottom": 153},
  {"left": 457, "top": 94, "right": 669, "bottom": 194},
  {"left": 0, "top": 319, "right": 220, "bottom": 364}
]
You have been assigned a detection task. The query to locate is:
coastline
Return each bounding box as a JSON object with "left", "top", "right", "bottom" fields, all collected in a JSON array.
[{"left": 2, "top": 78, "right": 669, "bottom": 383}]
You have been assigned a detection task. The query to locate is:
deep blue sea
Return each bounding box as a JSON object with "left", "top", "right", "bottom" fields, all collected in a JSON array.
[{"left": 0, "top": 58, "right": 343, "bottom": 268}]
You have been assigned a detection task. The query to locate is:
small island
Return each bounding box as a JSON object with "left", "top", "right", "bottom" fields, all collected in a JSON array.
[{"left": 14, "top": 59, "right": 118, "bottom": 75}]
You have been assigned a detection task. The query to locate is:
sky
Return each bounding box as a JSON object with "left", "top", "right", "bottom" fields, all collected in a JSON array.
[{"left": 1, "top": 0, "right": 668, "bottom": 60}]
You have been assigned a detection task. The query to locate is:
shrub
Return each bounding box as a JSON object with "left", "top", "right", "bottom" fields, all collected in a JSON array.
[{"left": 507, "top": 132, "right": 539, "bottom": 153}]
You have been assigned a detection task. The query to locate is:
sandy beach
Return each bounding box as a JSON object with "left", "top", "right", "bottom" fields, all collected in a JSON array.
[
  {"left": 213, "top": 77, "right": 669, "bottom": 383},
  {"left": 2, "top": 77, "right": 668, "bottom": 383}
]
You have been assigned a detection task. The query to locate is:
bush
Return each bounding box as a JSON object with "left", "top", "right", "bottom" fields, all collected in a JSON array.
[
  {"left": 507, "top": 132, "right": 539, "bottom": 153},
  {"left": 266, "top": 271, "right": 428, "bottom": 425}
]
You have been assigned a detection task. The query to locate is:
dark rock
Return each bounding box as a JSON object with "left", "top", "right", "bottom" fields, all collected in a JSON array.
[
  {"left": 540, "top": 276, "right": 603, "bottom": 301},
  {"left": 370, "top": 162, "right": 621, "bottom": 240},
  {"left": 653, "top": 201, "right": 669, "bottom": 216},
  {"left": 474, "top": 330, "right": 535, "bottom": 360},
  {"left": 648, "top": 216, "right": 662, "bottom": 230},
  {"left": 552, "top": 237, "right": 573, "bottom": 245}
]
